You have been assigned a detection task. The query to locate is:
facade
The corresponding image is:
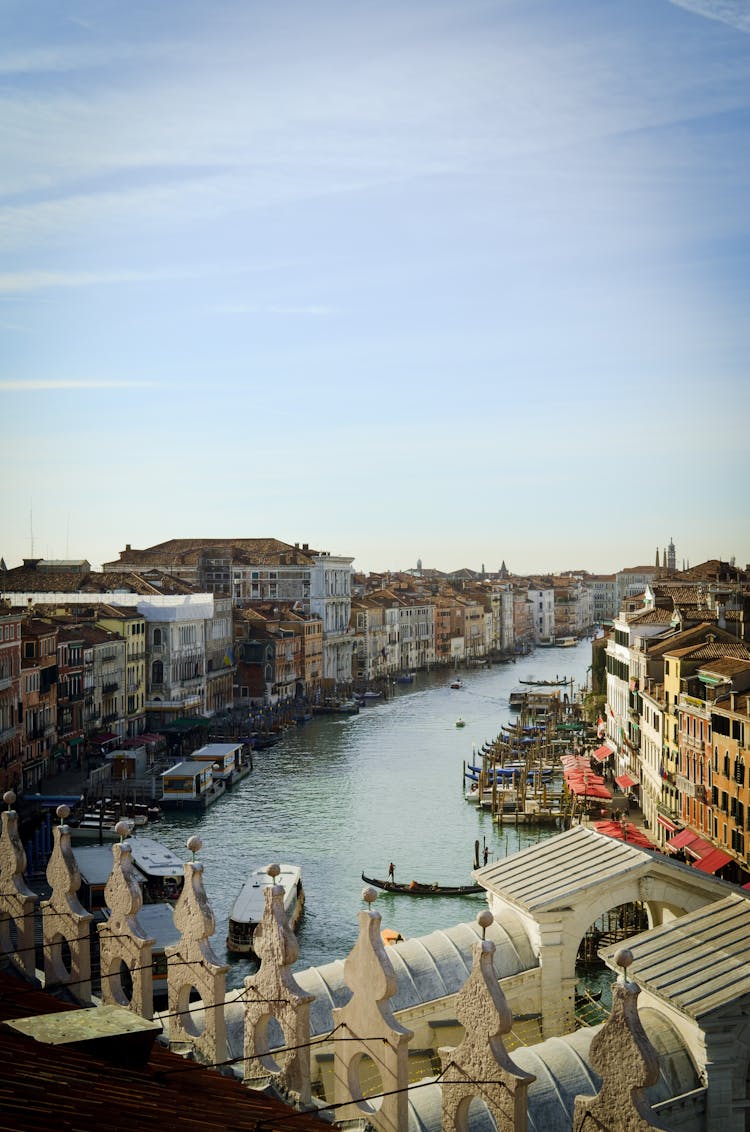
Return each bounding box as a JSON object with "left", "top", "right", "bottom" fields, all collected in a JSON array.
[
  {"left": 96, "top": 606, "right": 147, "bottom": 739},
  {"left": 309, "top": 554, "right": 354, "bottom": 686},
  {"left": 587, "top": 573, "right": 618, "bottom": 625},
  {"left": 0, "top": 609, "right": 22, "bottom": 793},
  {"left": 527, "top": 586, "right": 555, "bottom": 644},
  {"left": 55, "top": 626, "right": 85, "bottom": 770},
  {"left": 20, "top": 618, "right": 58, "bottom": 791}
]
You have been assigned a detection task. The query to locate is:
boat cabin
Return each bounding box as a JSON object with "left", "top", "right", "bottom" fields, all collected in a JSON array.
[
  {"left": 160, "top": 760, "right": 215, "bottom": 807},
  {"left": 124, "top": 836, "right": 185, "bottom": 902},
  {"left": 104, "top": 745, "right": 148, "bottom": 780},
  {"left": 189, "top": 741, "right": 244, "bottom": 783}
]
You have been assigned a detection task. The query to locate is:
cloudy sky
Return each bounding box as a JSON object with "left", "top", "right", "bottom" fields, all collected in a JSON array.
[{"left": 2, "top": 0, "right": 749, "bottom": 575}]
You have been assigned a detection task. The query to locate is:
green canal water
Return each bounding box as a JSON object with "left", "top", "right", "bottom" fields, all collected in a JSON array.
[{"left": 151, "top": 641, "right": 594, "bottom": 988}]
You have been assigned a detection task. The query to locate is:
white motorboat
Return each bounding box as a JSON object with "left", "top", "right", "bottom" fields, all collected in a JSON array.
[{"left": 226, "top": 863, "right": 304, "bottom": 955}]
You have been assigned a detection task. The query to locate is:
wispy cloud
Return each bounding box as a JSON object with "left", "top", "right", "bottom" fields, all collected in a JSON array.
[
  {"left": 0, "top": 268, "right": 186, "bottom": 293},
  {"left": 667, "top": 1, "right": 750, "bottom": 33},
  {"left": 0, "top": 379, "right": 158, "bottom": 391}
]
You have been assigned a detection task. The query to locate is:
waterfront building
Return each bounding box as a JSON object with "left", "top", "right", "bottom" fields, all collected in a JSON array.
[
  {"left": 0, "top": 608, "right": 22, "bottom": 794},
  {"left": 527, "top": 583, "right": 555, "bottom": 644},
  {"left": 351, "top": 594, "right": 394, "bottom": 681},
  {"left": 587, "top": 572, "right": 618, "bottom": 625},
  {"left": 20, "top": 618, "right": 58, "bottom": 792},
  {"left": 615, "top": 563, "right": 659, "bottom": 611},
  {"left": 512, "top": 584, "right": 535, "bottom": 648},
  {"left": 95, "top": 605, "right": 148, "bottom": 738},
  {"left": 54, "top": 625, "right": 85, "bottom": 770},
  {"left": 104, "top": 539, "right": 355, "bottom": 690},
  {"left": 552, "top": 576, "right": 593, "bottom": 640},
  {"left": 233, "top": 605, "right": 303, "bottom": 705}
]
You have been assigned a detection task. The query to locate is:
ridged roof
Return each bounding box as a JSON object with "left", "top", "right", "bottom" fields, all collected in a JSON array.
[
  {"left": 406, "top": 1007, "right": 699, "bottom": 1131},
  {"left": 474, "top": 826, "right": 657, "bottom": 913},
  {"left": 222, "top": 911, "right": 537, "bottom": 1056},
  {"left": 600, "top": 892, "right": 750, "bottom": 1020}
]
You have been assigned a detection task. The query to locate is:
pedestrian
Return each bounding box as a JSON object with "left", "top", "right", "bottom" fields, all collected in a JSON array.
[
  {"left": 483, "top": 845, "right": 489, "bottom": 865},
  {"left": 388, "top": 861, "right": 395, "bottom": 882}
]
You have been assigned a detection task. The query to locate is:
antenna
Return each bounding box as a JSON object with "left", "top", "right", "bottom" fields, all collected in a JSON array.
[{"left": 29, "top": 502, "right": 34, "bottom": 558}]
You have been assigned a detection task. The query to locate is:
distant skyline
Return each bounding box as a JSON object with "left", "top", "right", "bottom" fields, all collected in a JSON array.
[{"left": 2, "top": 1, "right": 749, "bottom": 576}]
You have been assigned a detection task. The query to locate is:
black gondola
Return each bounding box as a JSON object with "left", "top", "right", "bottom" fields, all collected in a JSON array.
[{"left": 361, "top": 871, "right": 483, "bottom": 896}]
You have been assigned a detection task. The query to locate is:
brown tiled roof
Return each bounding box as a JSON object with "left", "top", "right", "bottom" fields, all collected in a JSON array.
[
  {"left": 698, "top": 657, "right": 750, "bottom": 679},
  {"left": 0, "top": 568, "right": 199, "bottom": 597},
  {"left": 667, "top": 640, "right": 750, "bottom": 661},
  {"left": 629, "top": 608, "right": 675, "bottom": 625},
  {"left": 0, "top": 971, "right": 328, "bottom": 1132},
  {"left": 104, "top": 539, "right": 321, "bottom": 569}
]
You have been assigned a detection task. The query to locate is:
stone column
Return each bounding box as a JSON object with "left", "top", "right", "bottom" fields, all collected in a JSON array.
[
  {"left": 243, "top": 864, "right": 314, "bottom": 1104},
  {"left": 0, "top": 791, "right": 37, "bottom": 978},
  {"left": 573, "top": 949, "right": 668, "bottom": 1131},
  {"left": 441, "top": 910, "right": 535, "bottom": 1132},
  {"left": 42, "top": 805, "right": 93, "bottom": 1004},
  {"left": 98, "top": 823, "right": 156, "bottom": 1019},
  {"left": 166, "top": 837, "right": 229, "bottom": 1066},
  {"left": 332, "top": 888, "right": 413, "bottom": 1132}
]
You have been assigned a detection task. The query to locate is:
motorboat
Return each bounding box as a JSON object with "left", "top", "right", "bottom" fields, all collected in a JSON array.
[
  {"left": 450, "top": 679, "right": 464, "bottom": 690},
  {"left": 226, "top": 863, "right": 304, "bottom": 955},
  {"left": 455, "top": 717, "right": 466, "bottom": 728}
]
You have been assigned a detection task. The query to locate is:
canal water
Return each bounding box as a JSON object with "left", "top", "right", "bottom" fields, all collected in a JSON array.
[{"left": 150, "top": 641, "right": 594, "bottom": 988}]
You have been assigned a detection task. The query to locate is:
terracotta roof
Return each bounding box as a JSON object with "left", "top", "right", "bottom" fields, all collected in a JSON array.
[
  {"left": 104, "top": 539, "right": 321, "bottom": 569},
  {"left": 667, "top": 640, "right": 750, "bottom": 661},
  {"left": 0, "top": 971, "right": 328, "bottom": 1132}
]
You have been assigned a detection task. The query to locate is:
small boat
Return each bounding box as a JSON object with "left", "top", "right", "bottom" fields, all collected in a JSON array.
[
  {"left": 382, "top": 928, "right": 405, "bottom": 946},
  {"left": 361, "top": 871, "right": 483, "bottom": 896},
  {"left": 455, "top": 717, "right": 466, "bottom": 728},
  {"left": 450, "top": 679, "right": 464, "bottom": 690},
  {"left": 357, "top": 690, "right": 384, "bottom": 704},
  {"left": 227, "top": 863, "right": 304, "bottom": 955},
  {"left": 395, "top": 672, "right": 415, "bottom": 685}
]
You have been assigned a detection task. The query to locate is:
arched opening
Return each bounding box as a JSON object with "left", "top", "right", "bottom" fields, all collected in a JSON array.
[
  {"left": 176, "top": 983, "right": 205, "bottom": 1037},
  {"left": 575, "top": 899, "right": 649, "bottom": 1023},
  {"left": 252, "top": 1013, "right": 286, "bottom": 1073},
  {"left": 347, "top": 1051, "right": 384, "bottom": 1114}
]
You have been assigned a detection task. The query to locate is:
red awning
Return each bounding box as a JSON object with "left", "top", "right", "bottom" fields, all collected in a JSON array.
[
  {"left": 693, "top": 848, "right": 733, "bottom": 874},
  {"left": 684, "top": 837, "right": 714, "bottom": 861},
  {"left": 592, "top": 745, "right": 612, "bottom": 762},
  {"left": 593, "top": 820, "right": 658, "bottom": 850},
  {"left": 666, "top": 829, "right": 696, "bottom": 852},
  {"left": 615, "top": 774, "right": 638, "bottom": 790},
  {"left": 567, "top": 780, "right": 612, "bottom": 799},
  {"left": 656, "top": 814, "right": 677, "bottom": 833}
]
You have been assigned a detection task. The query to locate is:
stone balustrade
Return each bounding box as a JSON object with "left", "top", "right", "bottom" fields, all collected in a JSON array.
[{"left": 0, "top": 791, "right": 667, "bottom": 1131}]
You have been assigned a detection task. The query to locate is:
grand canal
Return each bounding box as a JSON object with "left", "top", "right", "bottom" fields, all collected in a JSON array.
[{"left": 151, "top": 640, "right": 594, "bottom": 988}]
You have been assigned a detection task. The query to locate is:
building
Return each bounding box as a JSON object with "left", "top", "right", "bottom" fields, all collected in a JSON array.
[{"left": 0, "top": 608, "right": 22, "bottom": 793}]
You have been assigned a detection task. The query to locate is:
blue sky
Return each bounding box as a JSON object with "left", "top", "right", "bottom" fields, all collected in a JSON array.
[{"left": 2, "top": 0, "right": 749, "bottom": 575}]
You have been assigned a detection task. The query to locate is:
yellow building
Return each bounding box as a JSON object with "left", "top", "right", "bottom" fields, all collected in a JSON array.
[{"left": 96, "top": 605, "right": 147, "bottom": 739}]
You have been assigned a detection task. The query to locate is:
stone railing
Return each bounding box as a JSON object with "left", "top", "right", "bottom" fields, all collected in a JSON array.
[{"left": 0, "top": 790, "right": 670, "bottom": 1132}]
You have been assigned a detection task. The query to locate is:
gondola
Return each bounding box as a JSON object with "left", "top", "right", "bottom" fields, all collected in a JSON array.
[{"left": 361, "top": 871, "right": 483, "bottom": 896}]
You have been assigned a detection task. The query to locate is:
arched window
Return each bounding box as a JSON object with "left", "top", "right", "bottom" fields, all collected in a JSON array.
[
  {"left": 736, "top": 757, "right": 745, "bottom": 787},
  {"left": 724, "top": 753, "right": 731, "bottom": 777},
  {"left": 151, "top": 659, "right": 163, "bottom": 685}
]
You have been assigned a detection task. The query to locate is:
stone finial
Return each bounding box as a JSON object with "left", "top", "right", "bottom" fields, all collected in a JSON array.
[
  {"left": 166, "top": 855, "right": 229, "bottom": 1065},
  {"left": 573, "top": 970, "right": 668, "bottom": 1131},
  {"left": 440, "top": 930, "right": 535, "bottom": 1132},
  {"left": 0, "top": 794, "right": 37, "bottom": 977},
  {"left": 243, "top": 879, "right": 314, "bottom": 1103},
  {"left": 98, "top": 842, "right": 156, "bottom": 1019},
  {"left": 332, "top": 899, "right": 413, "bottom": 1132},
  {"left": 42, "top": 820, "right": 93, "bottom": 1004}
]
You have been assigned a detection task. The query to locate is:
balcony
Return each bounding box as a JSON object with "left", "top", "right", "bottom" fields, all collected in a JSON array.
[
  {"left": 102, "top": 682, "right": 119, "bottom": 695},
  {"left": 101, "top": 712, "right": 119, "bottom": 724},
  {"left": 0, "top": 725, "right": 17, "bottom": 744},
  {"left": 0, "top": 674, "right": 14, "bottom": 692}
]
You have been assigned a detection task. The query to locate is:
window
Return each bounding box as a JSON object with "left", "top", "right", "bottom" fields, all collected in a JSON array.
[
  {"left": 151, "top": 659, "right": 163, "bottom": 684},
  {"left": 153, "top": 629, "right": 162, "bottom": 646}
]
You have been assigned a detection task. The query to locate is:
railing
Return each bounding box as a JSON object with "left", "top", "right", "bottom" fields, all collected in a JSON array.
[{"left": 102, "top": 682, "right": 119, "bottom": 694}]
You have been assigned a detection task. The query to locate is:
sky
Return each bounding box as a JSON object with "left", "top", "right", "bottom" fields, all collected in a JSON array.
[{"left": 1, "top": 0, "right": 749, "bottom": 577}]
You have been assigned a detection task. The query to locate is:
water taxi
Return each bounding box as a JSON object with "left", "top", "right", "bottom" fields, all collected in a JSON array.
[{"left": 226, "top": 863, "right": 304, "bottom": 955}]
